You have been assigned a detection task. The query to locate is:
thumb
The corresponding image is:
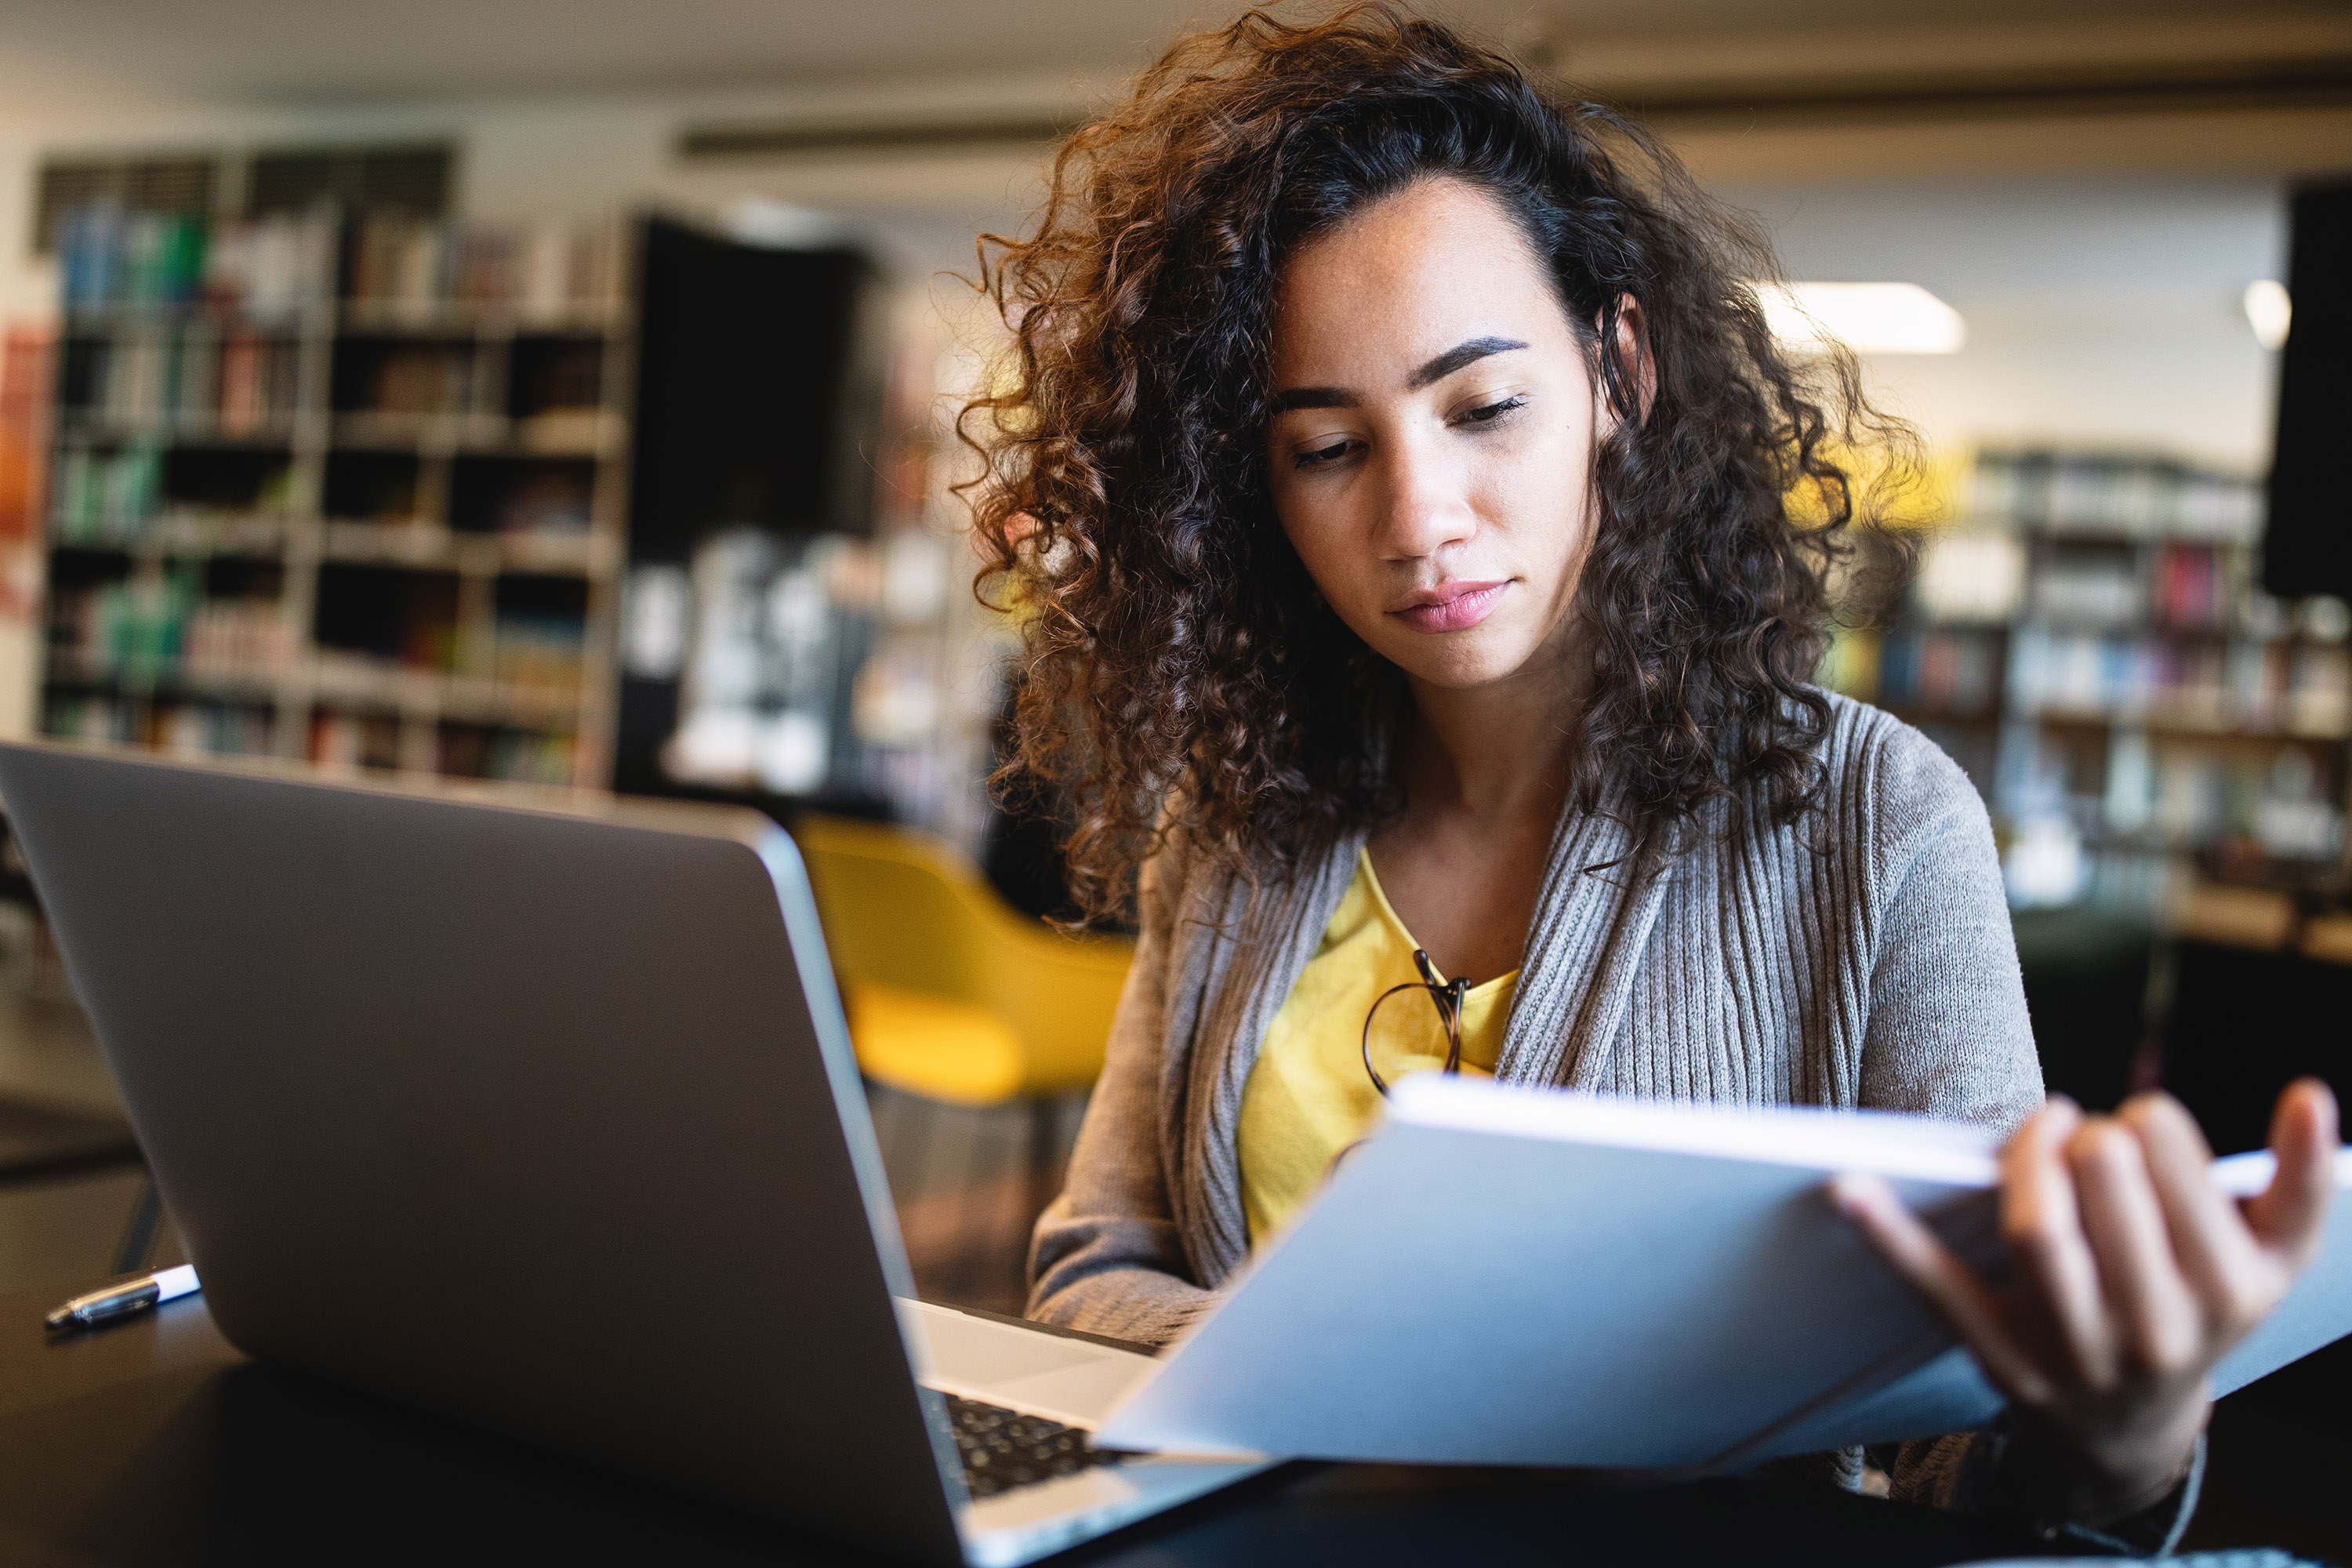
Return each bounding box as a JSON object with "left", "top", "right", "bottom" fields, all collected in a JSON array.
[{"left": 2245, "top": 1078, "right": 2339, "bottom": 1269}]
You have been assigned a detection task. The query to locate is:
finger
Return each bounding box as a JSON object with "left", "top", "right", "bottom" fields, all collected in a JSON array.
[
  {"left": 2069, "top": 1117, "right": 2205, "bottom": 1377},
  {"left": 2245, "top": 1078, "right": 2340, "bottom": 1269},
  {"left": 2121, "top": 1092, "right": 2274, "bottom": 1340},
  {"left": 1830, "top": 1172, "right": 2053, "bottom": 1403},
  {"left": 2002, "top": 1098, "right": 2118, "bottom": 1387}
]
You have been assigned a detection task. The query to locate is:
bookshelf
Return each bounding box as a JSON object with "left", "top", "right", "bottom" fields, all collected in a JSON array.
[
  {"left": 1827, "top": 448, "right": 2347, "bottom": 913},
  {"left": 39, "top": 205, "right": 630, "bottom": 788}
]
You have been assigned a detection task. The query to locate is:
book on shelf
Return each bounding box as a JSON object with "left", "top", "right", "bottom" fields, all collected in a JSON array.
[
  {"left": 38, "top": 198, "right": 635, "bottom": 798},
  {"left": 2004, "top": 629, "right": 2350, "bottom": 738},
  {"left": 50, "top": 446, "right": 161, "bottom": 543},
  {"left": 343, "top": 216, "right": 623, "bottom": 320},
  {"left": 58, "top": 207, "right": 333, "bottom": 318},
  {"left": 62, "top": 326, "right": 302, "bottom": 434},
  {"left": 492, "top": 613, "right": 587, "bottom": 692},
  {"left": 1966, "top": 449, "right": 2263, "bottom": 542},
  {"left": 1820, "top": 445, "right": 2352, "bottom": 891}
]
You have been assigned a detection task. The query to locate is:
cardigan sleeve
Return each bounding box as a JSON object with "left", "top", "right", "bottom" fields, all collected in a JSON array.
[
  {"left": 1855, "top": 722, "right": 2043, "bottom": 1134},
  {"left": 1025, "top": 840, "right": 1219, "bottom": 1347}
]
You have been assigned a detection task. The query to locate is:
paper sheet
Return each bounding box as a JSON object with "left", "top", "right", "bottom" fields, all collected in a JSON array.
[{"left": 1097, "top": 1080, "right": 2352, "bottom": 1469}]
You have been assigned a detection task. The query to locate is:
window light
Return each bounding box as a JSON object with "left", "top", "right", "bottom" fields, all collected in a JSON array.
[
  {"left": 2245, "top": 279, "right": 2292, "bottom": 351},
  {"left": 1754, "top": 281, "right": 1966, "bottom": 355}
]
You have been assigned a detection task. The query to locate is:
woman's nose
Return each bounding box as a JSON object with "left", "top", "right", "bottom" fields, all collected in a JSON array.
[{"left": 1370, "top": 433, "right": 1476, "bottom": 561}]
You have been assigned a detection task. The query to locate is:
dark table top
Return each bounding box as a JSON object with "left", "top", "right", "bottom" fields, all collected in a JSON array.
[{"left": 0, "top": 1278, "right": 2054, "bottom": 1567}]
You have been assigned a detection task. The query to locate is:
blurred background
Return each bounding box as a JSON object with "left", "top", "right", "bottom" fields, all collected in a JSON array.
[{"left": 0, "top": 0, "right": 2346, "bottom": 1550}]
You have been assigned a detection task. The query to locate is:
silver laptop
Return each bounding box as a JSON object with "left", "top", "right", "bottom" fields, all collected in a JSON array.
[{"left": 0, "top": 740, "right": 1267, "bottom": 1567}]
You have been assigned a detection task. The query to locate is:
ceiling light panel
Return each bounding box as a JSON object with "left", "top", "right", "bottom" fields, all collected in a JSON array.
[{"left": 1755, "top": 281, "right": 1967, "bottom": 355}]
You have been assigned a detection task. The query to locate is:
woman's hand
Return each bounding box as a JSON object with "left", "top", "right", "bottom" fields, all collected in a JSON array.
[{"left": 1831, "top": 1079, "right": 2339, "bottom": 1524}]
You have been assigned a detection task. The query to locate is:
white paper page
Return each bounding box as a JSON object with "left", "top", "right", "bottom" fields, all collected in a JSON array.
[
  {"left": 2208, "top": 1147, "right": 2352, "bottom": 1397},
  {"left": 1742, "top": 1145, "right": 2352, "bottom": 1465},
  {"left": 1097, "top": 1081, "right": 2004, "bottom": 1465},
  {"left": 1096, "top": 1080, "right": 2352, "bottom": 1469}
]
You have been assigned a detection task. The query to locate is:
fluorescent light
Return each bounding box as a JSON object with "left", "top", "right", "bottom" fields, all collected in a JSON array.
[
  {"left": 1755, "top": 281, "right": 1966, "bottom": 355},
  {"left": 2245, "top": 279, "right": 2292, "bottom": 350}
]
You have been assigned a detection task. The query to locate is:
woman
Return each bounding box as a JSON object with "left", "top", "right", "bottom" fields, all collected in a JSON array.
[{"left": 964, "top": 5, "right": 2337, "bottom": 1548}]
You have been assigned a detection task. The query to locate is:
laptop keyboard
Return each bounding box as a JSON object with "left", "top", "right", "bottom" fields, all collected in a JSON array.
[{"left": 944, "top": 1393, "right": 1132, "bottom": 1498}]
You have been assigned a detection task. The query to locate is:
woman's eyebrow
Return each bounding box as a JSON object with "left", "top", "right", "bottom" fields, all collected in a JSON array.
[
  {"left": 1269, "top": 335, "right": 1531, "bottom": 416},
  {"left": 1270, "top": 385, "right": 1358, "bottom": 414},
  {"left": 1406, "top": 335, "right": 1529, "bottom": 389}
]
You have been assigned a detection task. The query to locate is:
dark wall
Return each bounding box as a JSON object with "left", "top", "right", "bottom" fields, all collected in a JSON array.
[
  {"left": 627, "top": 217, "right": 885, "bottom": 563},
  {"left": 2165, "top": 939, "right": 2352, "bottom": 1154},
  {"left": 2263, "top": 180, "right": 2352, "bottom": 599},
  {"left": 615, "top": 217, "right": 887, "bottom": 800}
]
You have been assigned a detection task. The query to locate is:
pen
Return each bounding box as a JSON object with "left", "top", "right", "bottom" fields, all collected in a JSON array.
[{"left": 43, "top": 1265, "right": 201, "bottom": 1334}]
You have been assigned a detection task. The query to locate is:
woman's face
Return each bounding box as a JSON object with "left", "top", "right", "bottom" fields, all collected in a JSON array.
[{"left": 1265, "top": 176, "right": 1606, "bottom": 694}]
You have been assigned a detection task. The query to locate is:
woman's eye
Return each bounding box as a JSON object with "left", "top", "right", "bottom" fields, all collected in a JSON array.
[
  {"left": 1457, "top": 395, "right": 1526, "bottom": 426},
  {"left": 1294, "top": 437, "right": 1358, "bottom": 470}
]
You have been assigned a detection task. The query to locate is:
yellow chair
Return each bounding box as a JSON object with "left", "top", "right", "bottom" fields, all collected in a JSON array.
[{"left": 790, "top": 812, "right": 1133, "bottom": 1221}]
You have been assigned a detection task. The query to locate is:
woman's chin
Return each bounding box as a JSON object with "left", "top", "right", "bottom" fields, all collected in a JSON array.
[{"left": 1376, "top": 633, "right": 1552, "bottom": 694}]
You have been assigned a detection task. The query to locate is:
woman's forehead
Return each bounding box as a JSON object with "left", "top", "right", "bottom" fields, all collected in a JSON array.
[{"left": 1269, "top": 178, "right": 1570, "bottom": 389}]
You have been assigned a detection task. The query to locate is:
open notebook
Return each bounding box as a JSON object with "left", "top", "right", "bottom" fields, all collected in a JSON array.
[{"left": 1094, "top": 1076, "right": 2352, "bottom": 1468}]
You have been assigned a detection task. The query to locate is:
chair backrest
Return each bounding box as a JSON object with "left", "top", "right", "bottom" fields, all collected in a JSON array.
[{"left": 793, "top": 814, "right": 1133, "bottom": 1092}]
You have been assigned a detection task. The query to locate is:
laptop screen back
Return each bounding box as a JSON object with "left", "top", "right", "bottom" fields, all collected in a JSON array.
[{"left": 0, "top": 743, "right": 964, "bottom": 1565}]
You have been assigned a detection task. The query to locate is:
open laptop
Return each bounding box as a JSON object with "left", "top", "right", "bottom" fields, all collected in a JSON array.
[{"left": 0, "top": 739, "right": 1268, "bottom": 1567}]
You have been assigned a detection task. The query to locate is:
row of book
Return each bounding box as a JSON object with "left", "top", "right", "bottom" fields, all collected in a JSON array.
[
  {"left": 2005, "top": 731, "right": 2344, "bottom": 862},
  {"left": 64, "top": 327, "right": 304, "bottom": 432},
  {"left": 38, "top": 690, "right": 577, "bottom": 787},
  {"left": 489, "top": 612, "right": 587, "bottom": 691},
  {"left": 344, "top": 218, "right": 623, "bottom": 317},
  {"left": 59, "top": 209, "right": 336, "bottom": 317},
  {"left": 56, "top": 206, "right": 622, "bottom": 321},
  {"left": 53, "top": 462, "right": 597, "bottom": 548},
  {"left": 47, "top": 575, "right": 587, "bottom": 695},
  {"left": 42, "top": 691, "right": 278, "bottom": 757},
  {"left": 2143, "top": 752, "right": 2344, "bottom": 860},
  {"left": 1965, "top": 449, "right": 2263, "bottom": 541},
  {"left": 337, "top": 347, "right": 605, "bottom": 431},
  {"left": 46, "top": 573, "right": 290, "bottom": 684},
  {"left": 2024, "top": 546, "right": 2258, "bottom": 632},
  {"left": 51, "top": 446, "right": 165, "bottom": 543},
  {"left": 437, "top": 724, "right": 577, "bottom": 786},
  {"left": 1875, "top": 626, "right": 2002, "bottom": 717},
  {"left": 359, "top": 343, "right": 473, "bottom": 416},
  {"left": 323, "top": 464, "right": 595, "bottom": 534},
  {"left": 2148, "top": 541, "right": 2245, "bottom": 632},
  {"left": 310, "top": 709, "right": 576, "bottom": 784},
  {"left": 488, "top": 467, "right": 594, "bottom": 534},
  {"left": 2007, "top": 629, "right": 2352, "bottom": 737}
]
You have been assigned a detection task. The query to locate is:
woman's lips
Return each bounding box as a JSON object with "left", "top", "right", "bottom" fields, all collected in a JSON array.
[{"left": 1388, "top": 580, "right": 1508, "bottom": 633}]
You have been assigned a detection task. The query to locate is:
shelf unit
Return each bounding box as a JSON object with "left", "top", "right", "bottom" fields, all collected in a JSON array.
[
  {"left": 1828, "top": 447, "right": 2347, "bottom": 910},
  {"left": 39, "top": 209, "right": 631, "bottom": 788}
]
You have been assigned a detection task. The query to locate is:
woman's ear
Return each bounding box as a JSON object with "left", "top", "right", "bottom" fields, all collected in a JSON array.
[{"left": 1602, "top": 294, "right": 1657, "bottom": 426}]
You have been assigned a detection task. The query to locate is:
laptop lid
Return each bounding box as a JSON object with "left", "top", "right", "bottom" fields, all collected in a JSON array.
[{"left": 0, "top": 741, "right": 966, "bottom": 1566}]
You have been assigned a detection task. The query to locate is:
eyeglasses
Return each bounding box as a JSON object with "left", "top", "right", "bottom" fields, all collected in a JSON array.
[{"left": 1360, "top": 947, "right": 1471, "bottom": 1098}]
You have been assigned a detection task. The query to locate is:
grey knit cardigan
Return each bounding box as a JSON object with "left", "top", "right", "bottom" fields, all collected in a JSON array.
[
  {"left": 1030, "top": 693, "right": 2042, "bottom": 1339},
  {"left": 1028, "top": 693, "right": 2198, "bottom": 1548}
]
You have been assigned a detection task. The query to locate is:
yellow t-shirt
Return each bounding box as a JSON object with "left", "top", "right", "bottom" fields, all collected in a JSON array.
[{"left": 1237, "top": 847, "right": 1518, "bottom": 1248}]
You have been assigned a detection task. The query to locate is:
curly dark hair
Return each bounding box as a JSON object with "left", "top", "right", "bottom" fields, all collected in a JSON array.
[{"left": 963, "top": 2, "right": 1907, "bottom": 921}]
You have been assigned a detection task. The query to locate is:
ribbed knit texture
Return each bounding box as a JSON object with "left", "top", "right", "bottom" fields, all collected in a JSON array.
[{"left": 1022, "top": 694, "right": 2201, "bottom": 1541}]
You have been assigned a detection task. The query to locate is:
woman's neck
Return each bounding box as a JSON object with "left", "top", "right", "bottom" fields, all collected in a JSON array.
[
  {"left": 1396, "top": 652, "right": 1581, "bottom": 823},
  {"left": 1367, "top": 652, "right": 1583, "bottom": 982}
]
